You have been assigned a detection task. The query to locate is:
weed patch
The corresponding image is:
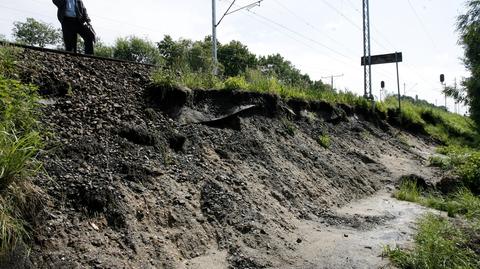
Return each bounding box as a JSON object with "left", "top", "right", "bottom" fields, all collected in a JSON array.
[
  {"left": 317, "top": 134, "right": 331, "bottom": 149},
  {"left": 385, "top": 214, "right": 480, "bottom": 269},
  {"left": 0, "top": 46, "right": 44, "bottom": 255}
]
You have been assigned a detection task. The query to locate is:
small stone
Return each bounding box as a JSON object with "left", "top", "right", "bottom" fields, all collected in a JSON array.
[
  {"left": 90, "top": 222, "right": 99, "bottom": 231},
  {"left": 296, "top": 238, "right": 302, "bottom": 243}
]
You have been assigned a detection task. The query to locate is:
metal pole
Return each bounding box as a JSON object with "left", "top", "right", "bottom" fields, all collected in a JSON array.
[
  {"left": 396, "top": 52, "right": 401, "bottom": 111},
  {"left": 367, "top": 1, "right": 372, "bottom": 100},
  {"left": 362, "top": 0, "right": 371, "bottom": 99},
  {"left": 331, "top": 76, "right": 334, "bottom": 90},
  {"left": 212, "top": 0, "right": 218, "bottom": 75}
]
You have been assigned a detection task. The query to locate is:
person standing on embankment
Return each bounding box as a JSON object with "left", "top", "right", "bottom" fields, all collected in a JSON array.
[{"left": 52, "top": 0, "right": 95, "bottom": 55}]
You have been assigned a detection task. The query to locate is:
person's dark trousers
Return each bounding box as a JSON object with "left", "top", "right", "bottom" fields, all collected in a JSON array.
[{"left": 61, "top": 17, "right": 94, "bottom": 55}]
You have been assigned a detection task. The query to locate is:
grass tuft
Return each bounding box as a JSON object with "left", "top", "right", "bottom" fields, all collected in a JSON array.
[{"left": 317, "top": 134, "right": 331, "bottom": 149}]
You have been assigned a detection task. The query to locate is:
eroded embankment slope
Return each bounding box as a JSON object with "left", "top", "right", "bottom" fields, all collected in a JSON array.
[{"left": 6, "top": 48, "right": 438, "bottom": 269}]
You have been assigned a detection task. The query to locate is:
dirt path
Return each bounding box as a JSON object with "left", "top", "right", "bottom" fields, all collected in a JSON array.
[
  {"left": 181, "top": 190, "right": 434, "bottom": 269},
  {"left": 280, "top": 190, "right": 435, "bottom": 269}
]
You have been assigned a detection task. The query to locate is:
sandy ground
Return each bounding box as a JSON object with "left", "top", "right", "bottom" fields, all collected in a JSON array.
[{"left": 283, "top": 191, "right": 435, "bottom": 269}]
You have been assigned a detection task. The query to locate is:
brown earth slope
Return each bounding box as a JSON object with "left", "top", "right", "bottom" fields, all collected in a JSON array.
[{"left": 4, "top": 48, "right": 439, "bottom": 269}]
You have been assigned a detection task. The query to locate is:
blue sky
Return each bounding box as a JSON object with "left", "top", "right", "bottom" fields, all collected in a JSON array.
[{"left": 0, "top": 0, "right": 470, "bottom": 113}]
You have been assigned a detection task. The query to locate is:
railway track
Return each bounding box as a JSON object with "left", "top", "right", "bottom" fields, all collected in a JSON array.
[{"left": 0, "top": 41, "right": 155, "bottom": 67}]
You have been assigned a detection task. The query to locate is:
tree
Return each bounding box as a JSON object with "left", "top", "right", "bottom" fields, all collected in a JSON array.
[
  {"left": 0, "top": 34, "right": 7, "bottom": 42},
  {"left": 457, "top": 0, "right": 480, "bottom": 125},
  {"left": 113, "top": 36, "right": 163, "bottom": 65},
  {"left": 218, "top": 40, "right": 257, "bottom": 77},
  {"left": 12, "top": 18, "right": 61, "bottom": 47},
  {"left": 94, "top": 41, "right": 114, "bottom": 58}
]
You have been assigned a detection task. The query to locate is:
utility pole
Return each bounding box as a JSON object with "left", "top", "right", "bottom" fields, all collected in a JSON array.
[
  {"left": 404, "top": 83, "right": 406, "bottom": 96},
  {"left": 212, "top": 0, "right": 218, "bottom": 75},
  {"left": 211, "top": 0, "right": 263, "bottom": 75},
  {"left": 321, "top": 74, "right": 344, "bottom": 91},
  {"left": 362, "top": 0, "right": 372, "bottom": 99}
]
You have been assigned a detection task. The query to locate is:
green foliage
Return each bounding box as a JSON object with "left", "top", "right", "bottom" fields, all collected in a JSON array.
[
  {"left": 395, "top": 178, "right": 480, "bottom": 219},
  {"left": 0, "top": 128, "right": 42, "bottom": 191},
  {"left": 0, "top": 199, "right": 28, "bottom": 255},
  {"left": 0, "top": 47, "right": 20, "bottom": 79},
  {"left": 317, "top": 134, "right": 331, "bottom": 149},
  {"left": 435, "top": 146, "right": 480, "bottom": 193},
  {"left": 457, "top": 1, "right": 480, "bottom": 127},
  {"left": 113, "top": 36, "right": 163, "bottom": 65},
  {"left": 218, "top": 40, "right": 257, "bottom": 77},
  {"left": 224, "top": 76, "right": 248, "bottom": 91},
  {"left": 93, "top": 41, "right": 114, "bottom": 58},
  {"left": 0, "top": 46, "right": 43, "bottom": 254},
  {"left": 383, "top": 96, "right": 477, "bottom": 146},
  {"left": 12, "top": 18, "right": 61, "bottom": 48},
  {"left": 385, "top": 214, "right": 480, "bottom": 269},
  {"left": 151, "top": 68, "right": 223, "bottom": 90},
  {"left": 428, "top": 155, "right": 452, "bottom": 169},
  {"left": 394, "top": 180, "right": 422, "bottom": 203}
]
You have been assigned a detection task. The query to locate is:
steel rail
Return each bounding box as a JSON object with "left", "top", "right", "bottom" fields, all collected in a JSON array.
[{"left": 0, "top": 41, "right": 156, "bottom": 67}]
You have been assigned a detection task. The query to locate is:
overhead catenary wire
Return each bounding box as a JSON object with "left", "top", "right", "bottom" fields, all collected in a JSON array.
[
  {"left": 406, "top": 0, "right": 438, "bottom": 51},
  {"left": 270, "top": 0, "right": 358, "bottom": 56},
  {"left": 228, "top": 0, "right": 399, "bottom": 81},
  {"left": 217, "top": 0, "right": 354, "bottom": 66}
]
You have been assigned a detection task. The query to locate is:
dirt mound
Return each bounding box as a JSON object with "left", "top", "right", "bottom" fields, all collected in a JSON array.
[{"left": 4, "top": 48, "right": 437, "bottom": 269}]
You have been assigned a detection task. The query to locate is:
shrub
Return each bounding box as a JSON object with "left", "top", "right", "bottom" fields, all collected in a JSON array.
[{"left": 224, "top": 75, "right": 248, "bottom": 91}]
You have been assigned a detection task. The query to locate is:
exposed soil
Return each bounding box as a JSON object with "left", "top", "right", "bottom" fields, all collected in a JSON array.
[{"left": 2, "top": 47, "right": 442, "bottom": 268}]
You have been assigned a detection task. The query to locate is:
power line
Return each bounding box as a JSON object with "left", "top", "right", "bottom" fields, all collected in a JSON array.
[
  {"left": 406, "top": 0, "right": 438, "bottom": 51},
  {"left": 217, "top": 0, "right": 354, "bottom": 65},
  {"left": 270, "top": 0, "right": 358, "bottom": 56}
]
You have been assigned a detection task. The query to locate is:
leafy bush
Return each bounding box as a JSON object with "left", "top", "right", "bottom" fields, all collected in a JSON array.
[
  {"left": 151, "top": 68, "right": 223, "bottom": 90},
  {"left": 224, "top": 76, "right": 248, "bottom": 91},
  {"left": 113, "top": 36, "right": 164, "bottom": 65}
]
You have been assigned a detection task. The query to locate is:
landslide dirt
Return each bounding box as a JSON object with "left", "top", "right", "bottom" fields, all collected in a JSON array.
[{"left": 4, "top": 48, "right": 440, "bottom": 269}]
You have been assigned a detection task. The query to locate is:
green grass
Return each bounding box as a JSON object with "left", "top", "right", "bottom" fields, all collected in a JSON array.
[
  {"left": 0, "top": 46, "right": 19, "bottom": 79},
  {"left": 385, "top": 214, "right": 480, "bottom": 269},
  {"left": 317, "top": 134, "right": 331, "bottom": 149},
  {"left": 390, "top": 179, "right": 480, "bottom": 268},
  {"left": 432, "top": 145, "right": 480, "bottom": 193},
  {"left": 0, "top": 45, "right": 44, "bottom": 255},
  {"left": 151, "top": 67, "right": 373, "bottom": 109},
  {"left": 383, "top": 96, "right": 477, "bottom": 146},
  {"left": 394, "top": 179, "right": 422, "bottom": 203},
  {"left": 395, "top": 179, "right": 480, "bottom": 218}
]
